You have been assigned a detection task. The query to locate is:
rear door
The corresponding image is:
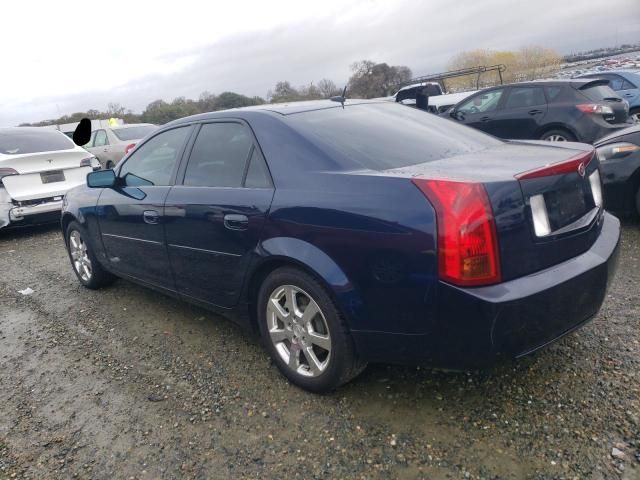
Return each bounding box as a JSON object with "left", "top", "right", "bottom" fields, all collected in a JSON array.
[
  {"left": 164, "top": 121, "right": 274, "bottom": 308},
  {"left": 97, "top": 125, "right": 192, "bottom": 288},
  {"left": 452, "top": 88, "right": 505, "bottom": 136},
  {"left": 489, "top": 86, "right": 548, "bottom": 139}
]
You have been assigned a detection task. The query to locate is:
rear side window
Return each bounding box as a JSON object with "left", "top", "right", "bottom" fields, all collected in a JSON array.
[
  {"left": 0, "top": 129, "right": 74, "bottom": 155},
  {"left": 244, "top": 148, "right": 271, "bottom": 188},
  {"left": 545, "top": 86, "right": 563, "bottom": 102},
  {"left": 581, "top": 84, "right": 619, "bottom": 101},
  {"left": 504, "top": 87, "right": 546, "bottom": 109},
  {"left": 184, "top": 123, "right": 253, "bottom": 187},
  {"left": 119, "top": 126, "right": 190, "bottom": 187},
  {"left": 112, "top": 125, "right": 157, "bottom": 141},
  {"left": 287, "top": 103, "right": 502, "bottom": 171},
  {"left": 94, "top": 130, "right": 108, "bottom": 147}
]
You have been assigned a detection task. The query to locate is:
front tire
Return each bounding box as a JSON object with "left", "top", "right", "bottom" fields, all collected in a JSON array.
[
  {"left": 540, "top": 129, "right": 576, "bottom": 142},
  {"left": 65, "top": 221, "right": 115, "bottom": 289},
  {"left": 257, "top": 267, "right": 366, "bottom": 393},
  {"left": 630, "top": 107, "right": 640, "bottom": 124}
]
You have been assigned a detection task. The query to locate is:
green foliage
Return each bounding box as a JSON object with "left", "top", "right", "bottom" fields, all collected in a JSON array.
[
  {"left": 20, "top": 91, "right": 267, "bottom": 127},
  {"left": 347, "top": 61, "right": 412, "bottom": 98}
]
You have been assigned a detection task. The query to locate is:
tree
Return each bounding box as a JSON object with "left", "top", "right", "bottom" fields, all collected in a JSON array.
[
  {"left": 347, "top": 60, "right": 412, "bottom": 98},
  {"left": 317, "top": 78, "right": 339, "bottom": 98},
  {"left": 107, "top": 102, "right": 125, "bottom": 117},
  {"left": 446, "top": 46, "right": 561, "bottom": 91},
  {"left": 214, "top": 91, "right": 264, "bottom": 110},
  {"left": 269, "top": 81, "right": 301, "bottom": 103}
]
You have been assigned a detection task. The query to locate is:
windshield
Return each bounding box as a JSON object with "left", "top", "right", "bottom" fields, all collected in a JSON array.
[
  {"left": 112, "top": 125, "right": 157, "bottom": 141},
  {"left": 0, "top": 129, "right": 74, "bottom": 155},
  {"left": 287, "top": 102, "right": 501, "bottom": 171},
  {"left": 582, "top": 84, "right": 619, "bottom": 101}
]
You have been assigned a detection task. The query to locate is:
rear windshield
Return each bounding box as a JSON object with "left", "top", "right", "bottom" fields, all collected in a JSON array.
[
  {"left": 112, "top": 125, "right": 156, "bottom": 141},
  {"left": 286, "top": 102, "right": 501, "bottom": 170},
  {"left": 0, "top": 129, "right": 74, "bottom": 155},
  {"left": 581, "top": 84, "right": 619, "bottom": 101}
]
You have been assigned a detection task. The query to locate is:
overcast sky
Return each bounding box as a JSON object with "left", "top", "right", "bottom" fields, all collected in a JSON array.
[{"left": 1, "top": 0, "right": 638, "bottom": 126}]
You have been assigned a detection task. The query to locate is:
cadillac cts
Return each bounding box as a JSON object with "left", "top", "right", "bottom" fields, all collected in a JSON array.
[{"left": 61, "top": 101, "right": 620, "bottom": 392}]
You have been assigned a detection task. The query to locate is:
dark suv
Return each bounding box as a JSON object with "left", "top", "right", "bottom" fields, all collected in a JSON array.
[{"left": 444, "top": 79, "right": 630, "bottom": 143}]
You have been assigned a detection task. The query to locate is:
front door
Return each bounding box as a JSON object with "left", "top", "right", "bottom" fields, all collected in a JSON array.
[
  {"left": 490, "top": 86, "right": 548, "bottom": 139},
  {"left": 164, "top": 122, "right": 274, "bottom": 308},
  {"left": 453, "top": 88, "right": 505, "bottom": 136},
  {"left": 97, "top": 125, "right": 192, "bottom": 288}
]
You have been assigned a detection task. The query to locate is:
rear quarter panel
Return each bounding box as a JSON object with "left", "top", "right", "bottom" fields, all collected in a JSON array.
[{"left": 258, "top": 172, "right": 439, "bottom": 335}]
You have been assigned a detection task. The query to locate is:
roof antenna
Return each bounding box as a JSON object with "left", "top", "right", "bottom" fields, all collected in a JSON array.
[{"left": 330, "top": 85, "right": 348, "bottom": 109}]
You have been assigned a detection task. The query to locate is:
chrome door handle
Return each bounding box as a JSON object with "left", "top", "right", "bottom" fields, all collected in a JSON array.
[
  {"left": 224, "top": 214, "right": 249, "bottom": 231},
  {"left": 143, "top": 210, "right": 160, "bottom": 225}
]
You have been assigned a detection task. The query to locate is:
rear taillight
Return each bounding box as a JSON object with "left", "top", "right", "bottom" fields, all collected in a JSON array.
[
  {"left": 80, "top": 157, "right": 95, "bottom": 168},
  {"left": 412, "top": 179, "right": 501, "bottom": 287},
  {"left": 576, "top": 103, "right": 613, "bottom": 115},
  {"left": 0, "top": 167, "right": 18, "bottom": 179},
  {"left": 125, "top": 143, "right": 136, "bottom": 155},
  {"left": 515, "top": 149, "right": 594, "bottom": 180}
]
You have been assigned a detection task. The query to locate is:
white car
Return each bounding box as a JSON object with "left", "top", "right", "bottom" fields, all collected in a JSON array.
[{"left": 0, "top": 127, "right": 100, "bottom": 229}]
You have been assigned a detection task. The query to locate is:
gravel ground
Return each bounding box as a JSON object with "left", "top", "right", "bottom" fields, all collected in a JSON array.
[{"left": 0, "top": 221, "right": 638, "bottom": 480}]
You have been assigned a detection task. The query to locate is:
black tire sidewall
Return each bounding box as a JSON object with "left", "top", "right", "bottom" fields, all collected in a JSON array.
[{"left": 257, "top": 267, "right": 356, "bottom": 393}]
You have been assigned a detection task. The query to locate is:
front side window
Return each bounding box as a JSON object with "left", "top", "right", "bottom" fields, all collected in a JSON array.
[
  {"left": 605, "top": 75, "right": 625, "bottom": 91},
  {"left": 504, "top": 87, "right": 546, "bottom": 109},
  {"left": 94, "top": 129, "right": 108, "bottom": 147},
  {"left": 119, "top": 126, "right": 190, "bottom": 187},
  {"left": 183, "top": 123, "right": 254, "bottom": 188},
  {"left": 458, "top": 89, "right": 504, "bottom": 114}
]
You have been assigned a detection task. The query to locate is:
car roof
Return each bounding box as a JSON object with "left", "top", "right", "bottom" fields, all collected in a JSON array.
[
  {"left": 111, "top": 123, "right": 156, "bottom": 129},
  {"left": 168, "top": 99, "right": 387, "bottom": 125}
]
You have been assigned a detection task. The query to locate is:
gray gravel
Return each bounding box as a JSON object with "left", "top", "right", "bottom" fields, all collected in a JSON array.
[{"left": 0, "top": 221, "right": 639, "bottom": 480}]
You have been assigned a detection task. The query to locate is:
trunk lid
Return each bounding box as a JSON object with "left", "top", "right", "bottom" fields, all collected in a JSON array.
[
  {"left": 385, "top": 141, "right": 603, "bottom": 281},
  {"left": 0, "top": 149, "right": 92, "bottom": 201}
]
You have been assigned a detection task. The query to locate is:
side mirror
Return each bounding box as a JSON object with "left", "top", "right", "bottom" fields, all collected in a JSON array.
[
  {"left": 87, "top": 169, "right": 117, "bottom": 188},
  {"left": 73, "top": 118, "right": 92, "bottom": 146}
]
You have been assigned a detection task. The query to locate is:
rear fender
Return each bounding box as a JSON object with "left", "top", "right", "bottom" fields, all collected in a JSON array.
[{"left": 256, "top": 237, "right": 366, "bottom": 327}]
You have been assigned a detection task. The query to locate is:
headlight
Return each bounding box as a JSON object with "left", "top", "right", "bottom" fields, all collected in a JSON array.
[{"left": 596, "top": 142, "right": 640, "bottom": 161}]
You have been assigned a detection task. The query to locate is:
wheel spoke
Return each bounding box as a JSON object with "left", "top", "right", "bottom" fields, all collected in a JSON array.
[
  {"left": 304, "top": 346, "right": 323, "bottom": 375},
  {"left": 307, "top": 331, "right": 331, "bottom": 351},
  {"left": 288, "top": 345, "right": 300, "bottom": 370},
  {"left": 284, "top": 286, "right": 299, "bottom": 316},
  {"left": 268, "top": 298, "right": 288, "bottom": 321},
  {"left": 299, "top": 301, "right": 319, "bottom": 326},
  {"left": 269, "top": 328, "right": 289, "bottom": 344}
]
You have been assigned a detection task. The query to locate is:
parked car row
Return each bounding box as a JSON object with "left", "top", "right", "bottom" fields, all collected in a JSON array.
[
  {"left": 0, "top": 124, "right": 156, "bottom": 230},
  {"left": 443, "top": 78, "right": 631, "bottom": 143}
]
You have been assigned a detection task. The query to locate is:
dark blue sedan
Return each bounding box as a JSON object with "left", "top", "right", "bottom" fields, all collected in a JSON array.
[{"left": 61, "top": 100, "right": 620, "bottom": 392}]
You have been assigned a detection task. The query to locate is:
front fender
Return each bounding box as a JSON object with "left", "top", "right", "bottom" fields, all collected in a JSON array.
[{"left": 257, "top": 237, "right": 367, "bottom": 327}]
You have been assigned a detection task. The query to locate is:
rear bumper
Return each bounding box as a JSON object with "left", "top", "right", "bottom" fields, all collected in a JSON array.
[
  {"left": 9, "top": 200, "right": 63, "bottom": 220},
  {"left": 352, "top": 212, "right": 621, "bottom": 368},
  {"left": 0, "top": 199, "right": 63, "bottom": 229}
]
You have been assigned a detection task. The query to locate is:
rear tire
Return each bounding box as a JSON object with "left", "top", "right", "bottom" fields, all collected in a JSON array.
[
  {"left": 540, "top": 129, "right": 576, "bottom": 142},
  {"left": 257, "top": 267, "right": 366, "bottom": 393},
  {"left": 65, "top": 221, "right": 116, "bottom": 289},
  {"left": 635, "top": 186, "right": 640, "bottom": 218},
  {"left": 106, "top": 161, "right": 115, "bottom": 169},
  {"left": 630, "top": 107, "right": 640, "bottom": 124}
]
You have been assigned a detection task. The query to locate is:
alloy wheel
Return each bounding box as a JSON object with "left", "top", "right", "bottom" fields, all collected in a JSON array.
[
  {"left": 545, "top": 134, "right": 567, "bottom": 142},
  {"left": 69, "top": 230, "right": 92, "bottom": 282},
  {"left": 266, "top": 285, "right": 331, "bottom": 378}
]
